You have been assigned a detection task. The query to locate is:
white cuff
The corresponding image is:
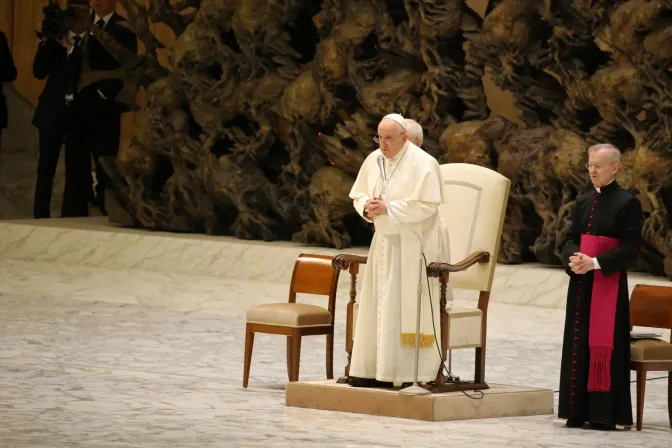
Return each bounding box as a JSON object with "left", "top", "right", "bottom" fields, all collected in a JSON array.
[
  {"left": 592, "top": 257, "right": 601, "bottom": 270},
  {"left": 354, "top": 196, "right": 372, "bottom": 223}
]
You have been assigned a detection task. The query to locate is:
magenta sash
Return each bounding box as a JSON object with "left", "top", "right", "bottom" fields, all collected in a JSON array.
[{"left": 579, "top": 234, "right": 621, "bottom": 392}]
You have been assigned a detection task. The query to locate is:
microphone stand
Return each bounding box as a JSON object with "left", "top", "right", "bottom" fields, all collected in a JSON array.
[{"left": 378, "top": 156, "right": 430, "bottom": 396}]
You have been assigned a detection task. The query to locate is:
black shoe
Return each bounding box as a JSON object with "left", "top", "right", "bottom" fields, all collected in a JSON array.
[
  {"left": 586, "top": 422, "right": 615, "bottom": 431},
  {"left": 347, "top": 376, "right": 393, "bottom": 388},
  {"left": 565, "top": 419, "right": 585, "bottom": 428}
]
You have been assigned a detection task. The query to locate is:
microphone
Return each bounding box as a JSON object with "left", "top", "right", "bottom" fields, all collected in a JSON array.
[
  {"left": 377, "top": 155, "right": 387, "bottom": 193},
  {"left": 377, "top": 155, "right": 387, "bottom": 181},
  {"left": 377, "top": 155, "right": 388, "bottom": 198}
]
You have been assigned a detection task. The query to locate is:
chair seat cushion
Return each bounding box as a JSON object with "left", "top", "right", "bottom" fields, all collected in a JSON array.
[
  {"left": 246, "top": 303, "right": 332, "bottom": 328},
  {"left": 630, "top": 338, "right": 672, "bottom": 362}
]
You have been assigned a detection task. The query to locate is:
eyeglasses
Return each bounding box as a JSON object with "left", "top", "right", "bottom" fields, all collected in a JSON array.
[
  {"left": 374, "top": 133, "right": 405, "bottom": 145},
  {"left": 585, "top": 163, "right": 616, "bottom": 170}
]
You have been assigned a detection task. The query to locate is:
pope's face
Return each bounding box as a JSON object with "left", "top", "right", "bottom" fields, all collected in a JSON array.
[
  {"left": 377, "top": 119, "right": 407, "bottom": 159},
  {"left": 587, "top": 148, "right": 619, "bottom": 188}
]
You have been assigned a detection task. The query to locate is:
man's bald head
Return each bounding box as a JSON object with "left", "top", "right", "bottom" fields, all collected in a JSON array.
[{"left": 404, "top": 119, "right": 423, "bottom": 147}]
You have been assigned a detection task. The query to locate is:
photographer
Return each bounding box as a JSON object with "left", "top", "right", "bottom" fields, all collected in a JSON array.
[
  {"left": 31, "top": 0, "right": 137, "bottom": 218},
  {"left": 32, "top": 0, "right": 92, "bottom": 218}
]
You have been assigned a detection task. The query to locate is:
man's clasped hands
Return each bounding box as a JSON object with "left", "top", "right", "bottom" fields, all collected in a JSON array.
[
  {"left": 364, "top": 198, "right": 388, "bottom": 219},
  {"left": 568, "top": 252, "right": 595, "bottom": 275}
]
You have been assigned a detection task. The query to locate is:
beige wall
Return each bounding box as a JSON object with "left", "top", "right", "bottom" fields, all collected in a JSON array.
[{"left": 0, "top": 0, "right": 13, "bottom": 49}]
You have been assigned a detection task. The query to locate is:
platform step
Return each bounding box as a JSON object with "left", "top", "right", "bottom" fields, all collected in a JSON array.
[{"left": 286, "top": 379, "right": 554, "bottom": 422}]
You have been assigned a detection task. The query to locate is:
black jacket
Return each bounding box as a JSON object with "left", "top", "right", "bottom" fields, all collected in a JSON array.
[
  {"left": 0, "top": 31, "right": 17, "bottom": 130},
  {"left": 31, "top": 39, "right": 71, "bottom": 130}
]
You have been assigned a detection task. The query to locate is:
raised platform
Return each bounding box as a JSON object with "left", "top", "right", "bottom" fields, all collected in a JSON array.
[
  {"left": 286, "top": 380, "right": 554, "bottom": 422},
  {"left": 0, "top": 217, "right": 668, "bottom": 309}
]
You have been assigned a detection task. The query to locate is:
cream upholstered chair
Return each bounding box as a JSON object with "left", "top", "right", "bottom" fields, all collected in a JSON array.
[
  {"left": 427, "top": 162, "right": 511, "bottom": 391},
  {"left": 334, "top": 163, "right": 510, "bottom": 393}
]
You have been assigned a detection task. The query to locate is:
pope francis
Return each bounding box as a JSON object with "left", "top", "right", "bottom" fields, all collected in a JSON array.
[{"left": 348, "top": 113, "right": 451, "bottom": 388}]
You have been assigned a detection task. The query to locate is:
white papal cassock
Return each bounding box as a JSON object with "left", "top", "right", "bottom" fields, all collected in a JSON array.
[{"left": 349, "top": 140, "right": 452, "bottom": 384}]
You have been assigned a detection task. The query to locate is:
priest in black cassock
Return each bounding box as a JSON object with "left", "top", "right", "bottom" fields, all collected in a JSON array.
[{"left": 558, "top": 143, "right": 643, "bottom": 430}]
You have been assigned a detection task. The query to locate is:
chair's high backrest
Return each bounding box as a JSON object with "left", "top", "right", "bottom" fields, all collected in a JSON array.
[
  {"left": 289, "top": 253, "right": 341, "bottom": 313},
  {"left": 438, "top": 163, "right": 511, "bottom": 292},
  {"left": 630, "top": 284, "right": 672, "bottom": 330}
]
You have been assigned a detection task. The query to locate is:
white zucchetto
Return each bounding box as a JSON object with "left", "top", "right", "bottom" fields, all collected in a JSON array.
[{"left": 382, "top": 113, "right": 407, "bottom": 131}]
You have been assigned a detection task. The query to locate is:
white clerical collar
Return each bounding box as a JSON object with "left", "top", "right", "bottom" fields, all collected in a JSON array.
[
  {"left": 94, "top": 12, "right": 114, "bottom": 27},
  {"left": 595, "top": 178, "right": 614, "bottom": 193}
]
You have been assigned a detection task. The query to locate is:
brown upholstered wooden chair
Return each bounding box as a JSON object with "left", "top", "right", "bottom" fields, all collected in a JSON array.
[
  {"left": 242, "top": 253, "right": 340, "bottom": 388},
  {"left": 629, "top": 283, "right": 672, "bottom": 431}
]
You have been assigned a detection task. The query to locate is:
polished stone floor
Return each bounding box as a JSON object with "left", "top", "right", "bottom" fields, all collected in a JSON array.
[{"left": 0, "top": 259, "right": 670, "bottom": 447}]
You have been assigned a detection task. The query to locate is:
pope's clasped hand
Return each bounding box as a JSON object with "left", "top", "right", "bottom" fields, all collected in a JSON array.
[{"left": 365, "top": 198, "right": 388, "bottom": 218}]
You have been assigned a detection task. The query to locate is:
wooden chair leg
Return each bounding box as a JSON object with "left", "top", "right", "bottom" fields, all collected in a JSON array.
[
  {"left": 434, "top": 313, "right": 449, "bottom": 386},
  {"left": 243, "top": 326, "right": 255, "bottom": 388},
  {"left": 286, "top": 336, "right": 293, "bottom": 381},
  {"left": 326, "top": 332, "right": 334, "bottom": 380},
  {"left": 635, "top": 363, "right": 647, "bottom": 431},
  {"left": 290, "top": 329, "right": 302, "bottom": 382},
  {"left": 474, "top": 346, "right": 485, "bottom": 384},
  {"left": 668, "top": 372, "right": 671, "bottom": 428}
]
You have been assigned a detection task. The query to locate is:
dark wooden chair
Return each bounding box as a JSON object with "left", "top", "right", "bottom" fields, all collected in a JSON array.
[
  {"left": 333, "top": 163, "right": 511, "bottom": 393},
  {"left": 243, "top": 253, "right": 340, "bottom": 388},
  {"left": 629, "top": 283, "right": 672, "bottom": 431}
]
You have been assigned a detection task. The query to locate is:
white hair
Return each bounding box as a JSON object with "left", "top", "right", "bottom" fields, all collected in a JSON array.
[
  {"left": 404, "top": 119, "right": 423, "bottom": 144},
  {"left": 588, "top": 143, "right": 621, "bottom": 162}
]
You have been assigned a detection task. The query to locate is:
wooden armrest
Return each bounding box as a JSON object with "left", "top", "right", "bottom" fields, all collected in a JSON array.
[
  {"left": 427, "top": 251, "right": 490, "bottom": 277},
  {"left": 332, "top": 254, "right": 368, "bottom": 270}
]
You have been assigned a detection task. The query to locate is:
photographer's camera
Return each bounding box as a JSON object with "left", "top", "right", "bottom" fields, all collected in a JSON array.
[{"left": 36, "top": 0, "right": 78, "bottom": 42}]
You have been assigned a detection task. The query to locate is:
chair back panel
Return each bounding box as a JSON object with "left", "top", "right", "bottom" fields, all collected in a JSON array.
[
  {"left": 630, "top": 284, "right": 672, "bottom": 330},
  {"left": 290, "top": 254, "right": 339, "bottom": 298},
  {"left": 438, "top": 163, "right": 510, "bottom": 292}
]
